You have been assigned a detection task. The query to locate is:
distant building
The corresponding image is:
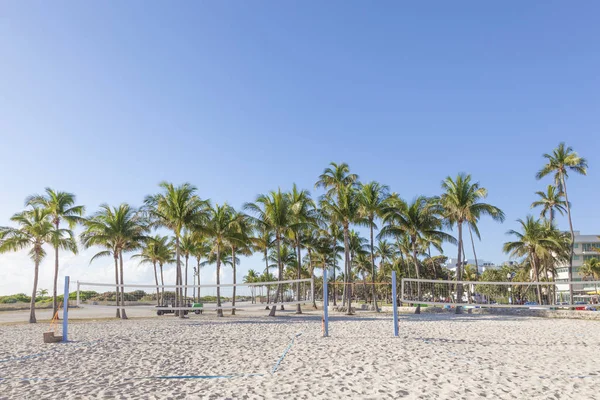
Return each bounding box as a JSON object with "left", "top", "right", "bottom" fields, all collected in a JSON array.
[
  {"left": 555, "top": 232, "right": 600, "bottom": 300},
  {"left": 443, "top": 258, "right": 494, "bottom": 274}
]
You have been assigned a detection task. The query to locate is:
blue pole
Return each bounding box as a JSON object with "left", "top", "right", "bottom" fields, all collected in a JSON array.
[
  {"left": 62, "top": 276, "right": 69, "bottom": 343},
  {"left": 392, "top": 271, "right": 399, "bottom": 337},
  {"left": 323, "top": 269, "right": 329, "bottom": 337}
]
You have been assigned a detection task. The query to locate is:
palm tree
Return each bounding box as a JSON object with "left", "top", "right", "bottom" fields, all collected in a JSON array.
[
  {"left": 227, "top": 210, "right": 251, "bottom": 315},
  {"left": 249, "top": 224, "right": 274, "bottom": 309},
  {"left": 244, "top": 189, "right": 294, "bottom": 317},
  {"left": 144, "top": 182, "right": 210, "bottom": 317},
  {"left": 287, "top": 184, "right": 317, "bottom": 314},
  {"left": 179, "top": 231, "right": 198, "bottom": 301},
  {"left": 357, "top": 181, "right": 389, "bottom": 311},
  {"left": 203, "top": 203, "right": 240, "bottom": 316},
  {"left": 315, "top": 162, "right": 358, "bottom": 199},
  {"left": 380, "top": 196, "right": 454, "bottom": 313},
  {"left": 25, "top": 189, "right": 84, "bottom": 318},
  {"left": 580, "top": 258, "right": 600, "bottom": 298},
  {"left": 531, "top": 185, "right": 568, "bottom": 226},
  {"left": 440, "top": 174, "right": 504, "bottom": 309},
  {"left": 131, "top": 235, "right": 173, "bottom": 306},
  {"left": 536, "top": 143, "right": 588, "bottom": 303},
  {"left": 319, "top": 216, "right": 343, "bottom": 306},
  {"left": 191, "top": 234, "right": 210, "bottom": 303},
  {"left": 503, "top": 217, "right": 566, "bottom": 304},
  {"left": 155, "top": 236, "right": 174, "bottom": 305},
  {"left": 321, "top": 186, "right": 363, "bottom": 315},
  {"left": 80, "top": 204, "right": 147, "bottom": 319},
  {"left": 243, "top": 269, "right": 260, "bottom": 303},
  {"left": 0, "top": 207, "right": 77, "bottom": 323}
]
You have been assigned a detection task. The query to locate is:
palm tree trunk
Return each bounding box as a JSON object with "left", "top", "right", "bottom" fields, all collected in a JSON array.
[
  {"left": 119, "top": 251, "right": 128, "bottom": 319},
  {"left": 153, "top": 261, "right": 160, "bottom": 306},
  {"left": 197, "top": 259, "right": 201, "bottom": 303},
  {"left": 332, "top": 265, "right": 336, "bottom": 306},
  {"left": 114, "top": 254, "right": 121, "bottom": 318},
  {"left": 184, "top": 255, "right": 189, "bottom": 302},
  {"left": 269, "top": 233, "right": 282, "bottom": 317},
  {"left": 468, "top": 225, "right": 479, "bottom": 277},
  {"left": 309, "top": 248, "right": 317, "bottom": 309},
  {"left": 264, "top": 248, "right": 271, "bottom": 310},
  {"left": 531, "top": 254, "right": 543, "bottom": 304},
  {"left": 412, "top": 239, "right": 421, "bottom": 314},
  {"left": 30, "top": 258, "right": 40, "bottom": 323},
  {"left": 192, "top": 268, "right": 196, "bottom": 302},
  {"left": 455, "top": 222, "right": 464, "bottom": 314},
  {"left": 216, "top": 244, "right": 223, "bottom": 317},
  {"left": 428, "top": 247, "right": 436, "bottom": 279},
  {"left": 159, "top": 263, "right": 165, "bottom": 305},
  {"left": 53, "top": 238, "right": 60, "bottom": 319},
  {"left": 344, "top": 225, "right": 353, "bottom": 315},
  {"left": 232, "top": 247, "right": 237, "bottom": 315},
  {"left": 561, "top": 175, "right": 575, "bottom": 304},
  {"left": 296, "top": 239, "right": 303, "bottom": 314},
  {"left": 332, "top": 237, "right": 337, "bottom": 306},
  {"left": 369, "top": 222, "right": 379, "bottom": 312},
  {"left": 175, "top": 235, "right": 183, "bottom": 318}
]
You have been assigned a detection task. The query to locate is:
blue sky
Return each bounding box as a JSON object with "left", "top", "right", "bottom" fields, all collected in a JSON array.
[{"left": 1, "top": 2, "right": 599, "bottom": 295}]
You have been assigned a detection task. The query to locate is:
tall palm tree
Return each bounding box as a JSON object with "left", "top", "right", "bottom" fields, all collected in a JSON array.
[
  {"left": 244, "top": 189, "right": 294, "bottom": 317},
  {"left": 536, "top": 143, "right": 588, "bottom": 303},
  {"left": 503, "top": 216, "right": 566, "bottom": 304},
  {"left": 80, "top": 204, "right": 147, "bottom": 319},
  {"left": 243, "top": 269, "right": 260, "bottom": 303},
  {"left": 0, "top": 207, "right": 77, "bottom": 323},
  {"left": 380, "top": 196, "right": 454, "bottom": 313},
  {"left": 144, "top": 182, "right": 210, "bottom": 317},
  {"left": 179, "top": 231, "right": 198, "bottom": 301},
  {"left": 318, "top": 213, "right": 343, "bottom": 306},
  {"left": 227, "top": 210, "right": 251, "bottom": 315},
  {"left": 132, "top": 235, "right": 166, "bottom": 305},
  {"left": 249, "top": 224, "right": 274, "bottom": 309},
  {"left": 531, "top": 185, "right": 568, "bottom": 226},
  {"left": 25, "top": 189, "right": 84, "bottom": 317},
  {"left": 321, "top": 186, "right": 363, "bottom": 315},
  {"left": 203, "top": 203, "right": 241, "bottom": 316},
  {"left": 357, "top": 181, "right": 389, "bottom": 311},
  {"left": 191, "top": 234, "right": 210, "bottom": 303},
  {"left": 440, "top": 174, "right": 504, "bottom": 309},
  {"left": 315, "top": 162, "right": 359, "bottom": 199},
  {"left": 287, "top": 184, "right": 317, "bottom": 314}
]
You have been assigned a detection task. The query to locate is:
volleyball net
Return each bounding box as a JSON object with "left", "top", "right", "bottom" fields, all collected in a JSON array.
[
  {"left": 76, "top": 278, "right": 314, "bottom": 313},
  {"left": 401, "top": 278, "right": 600, "bottom": 308}
]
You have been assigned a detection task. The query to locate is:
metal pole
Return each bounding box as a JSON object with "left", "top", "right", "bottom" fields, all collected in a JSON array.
[
  {"left": 76, "top": 280, "right": 80, "bottom": 307},
  {"left": 63, "top": 276, "right": 70, "bottom": 343},
  {"left": 392, "top": 271, "right": 399, "bottom": 337},
  {"left": 323, "top": 269, "right": 329, "bottom": 337}
]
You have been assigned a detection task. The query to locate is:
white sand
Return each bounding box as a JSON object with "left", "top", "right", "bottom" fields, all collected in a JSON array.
[{"left": 1, "top": 311, "right": 599, "bottom": 399}]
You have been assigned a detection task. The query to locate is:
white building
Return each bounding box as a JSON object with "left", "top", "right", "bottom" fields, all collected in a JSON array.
[
  {"left": 443, "top": 258, "right": 495, "bottom": 274},
  {"left": 555, "top": 232, "right": 600, "bottom": 300}
]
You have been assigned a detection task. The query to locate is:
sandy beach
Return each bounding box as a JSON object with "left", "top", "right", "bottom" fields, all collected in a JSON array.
[{"left": 1, "top": 310, "right": 599, "bottom": 399}]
